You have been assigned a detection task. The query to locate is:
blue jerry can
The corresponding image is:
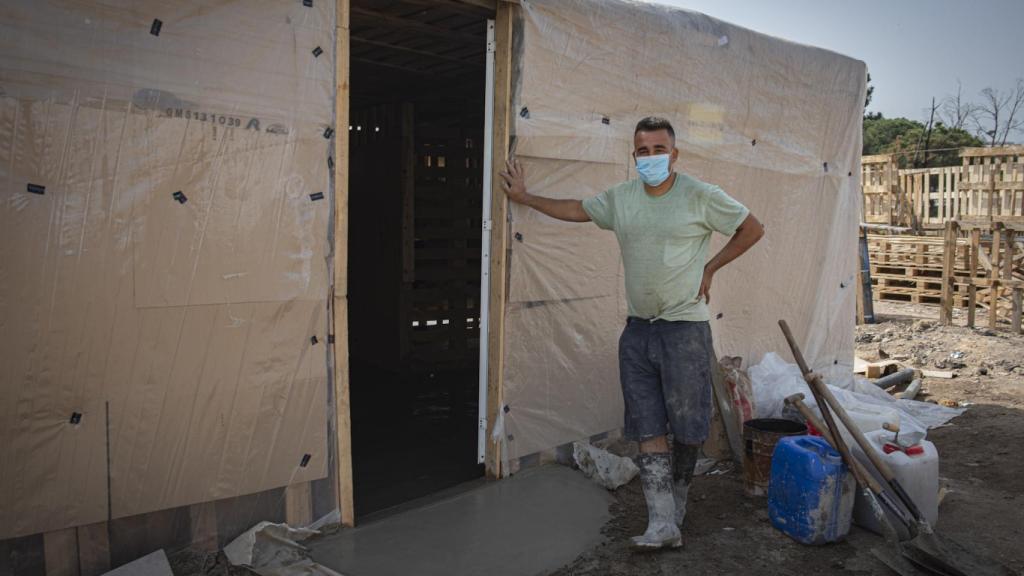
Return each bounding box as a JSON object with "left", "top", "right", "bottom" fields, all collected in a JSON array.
[{"left": 768, "top": 435, "right": 855, "bottom": 545}]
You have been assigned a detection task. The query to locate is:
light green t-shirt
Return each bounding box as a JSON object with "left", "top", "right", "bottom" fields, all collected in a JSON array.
[{"left": 581, "top": 172, "right": 749, "bottom": 322}]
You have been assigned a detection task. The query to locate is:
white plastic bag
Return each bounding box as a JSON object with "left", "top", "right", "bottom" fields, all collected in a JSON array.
[
  {"left": 749, "top": 353, "right": 963, "bottom": 444},
  {"left": 572, "top": 442, "right": 639, "bottom": 490}
]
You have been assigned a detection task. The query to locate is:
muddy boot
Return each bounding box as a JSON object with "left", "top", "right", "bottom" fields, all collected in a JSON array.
[
  {"left": 630, "top": 453, "right": 683, "bottom": 551},
  {"left": 672, "top": 443, "right": 699, "bottom": 527}
]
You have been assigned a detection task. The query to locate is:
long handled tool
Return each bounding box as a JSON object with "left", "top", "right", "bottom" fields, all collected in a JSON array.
[
  {"left": 783, "top": 393, "right": 906, "bottom": 537},
  {"left": 784, "top": 393, "right": 930, "bottom": 576},
  {"left": 778, "top": 320, "right": 1016, "bottom": 576}
]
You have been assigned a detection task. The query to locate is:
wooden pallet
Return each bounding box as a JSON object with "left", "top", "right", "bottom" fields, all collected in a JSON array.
[{"left": 868, "top": 227, "right": 1023, "bottom": 332}]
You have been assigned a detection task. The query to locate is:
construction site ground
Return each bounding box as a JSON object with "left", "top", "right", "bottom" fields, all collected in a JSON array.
[{"left": 550, "top": 300, "right": 1024, "bottom": 576}]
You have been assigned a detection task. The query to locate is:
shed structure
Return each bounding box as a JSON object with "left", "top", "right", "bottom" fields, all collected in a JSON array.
[{"left": 0, "top": 0, "right": 866, "bottom": 571}]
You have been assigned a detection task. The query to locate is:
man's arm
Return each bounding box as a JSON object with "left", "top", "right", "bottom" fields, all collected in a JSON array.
[
  {"left": 499, "top": 157, "right": 591, "bottom": 222},
  {"left": 698, "top": 213, "right": 765, "bottom": 304}
]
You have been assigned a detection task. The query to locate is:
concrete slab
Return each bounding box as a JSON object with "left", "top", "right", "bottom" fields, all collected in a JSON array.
[{"left": 310, "top": 465, "right": 613, "bottom": 576}]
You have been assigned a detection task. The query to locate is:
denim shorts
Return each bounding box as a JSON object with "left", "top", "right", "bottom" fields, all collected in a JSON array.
[{"left": 618, "top": 317, "right": 714, "bottom": 444}]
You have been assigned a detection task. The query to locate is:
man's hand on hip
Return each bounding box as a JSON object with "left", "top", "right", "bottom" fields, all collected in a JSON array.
[{"left": 698, "top": 267, "right": 714, "bottom": 304}]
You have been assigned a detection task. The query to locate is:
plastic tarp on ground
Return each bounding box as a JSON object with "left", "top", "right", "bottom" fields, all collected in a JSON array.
[
  {"left": 500, "top": 0, "right": 867, "bottom": 463},
  {"left": 0, "top": 1, "right": 335, "bottom": 539}
]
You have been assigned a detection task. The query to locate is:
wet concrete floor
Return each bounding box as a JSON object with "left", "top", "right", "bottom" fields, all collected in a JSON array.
[{"left": 311, "top": 464, "right": 613, "bottom": 576}]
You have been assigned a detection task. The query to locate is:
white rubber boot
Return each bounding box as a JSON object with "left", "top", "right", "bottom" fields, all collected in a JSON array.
[
  {"left": 630, "top": 453, "right": 683, "bottom": 551},
  {"left": 673, "top": 443, "right": 699, "bottom": 527}
]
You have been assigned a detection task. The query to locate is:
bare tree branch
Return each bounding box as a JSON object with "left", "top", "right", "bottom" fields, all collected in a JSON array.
[
  {"left": 940, "top": 80, "right": 977, "bottom": 130},
  {"left": 999, "top": 79, "right": 1024, "bottom": 146},
  {"left": 975, "top": 79, "right": 1024, "bottom": 146}
]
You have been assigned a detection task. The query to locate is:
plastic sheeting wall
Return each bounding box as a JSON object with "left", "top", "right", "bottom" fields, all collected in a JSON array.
[
  {"left": 501, "top": 0, "right": 866, "bottom": 461},
  {"left": 0, "top": 1, "right": 334, "bottom": 539}
]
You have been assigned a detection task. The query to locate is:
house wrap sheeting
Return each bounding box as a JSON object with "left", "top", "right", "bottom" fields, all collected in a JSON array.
[
  {"left": 0, "top": 2, "right": 334, "bottom": 539},
  {"left": 500, "top": 0, "right": 866, "bottom": 462}
]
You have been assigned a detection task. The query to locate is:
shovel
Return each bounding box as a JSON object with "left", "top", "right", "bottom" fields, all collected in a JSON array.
[
  {"left": 778, "top": 320, "right": 1017, "bottom": 576},
  {"left": 784, "top": 392, "right": 934, "bottom": 575}
]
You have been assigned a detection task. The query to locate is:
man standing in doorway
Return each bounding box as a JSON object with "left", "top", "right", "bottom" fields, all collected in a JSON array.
[{"left": 499, "top": 117, "right": 764, "bottom": 550}]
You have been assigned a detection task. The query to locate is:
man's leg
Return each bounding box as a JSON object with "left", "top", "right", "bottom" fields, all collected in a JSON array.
[
  {"left": 639, "top": 436, "right": 668, "bottom": 453},
  {"left": 619, "top": 321, "right": 681, "bottom": 551},
  {"left": 672, "top": 442, "right": 700, "bottom": 526},
  {"left": 658, "top": 321, "right": 715, "bottom": 530}
]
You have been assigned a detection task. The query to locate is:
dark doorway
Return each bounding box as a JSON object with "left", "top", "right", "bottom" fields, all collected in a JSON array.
[{"left": 347, "top": 0, "right": 492, "bottom": 517}]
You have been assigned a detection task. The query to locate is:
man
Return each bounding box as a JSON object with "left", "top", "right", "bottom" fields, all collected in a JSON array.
[{"left": 499, "top": 117, "right": 764, "bottom": 550}]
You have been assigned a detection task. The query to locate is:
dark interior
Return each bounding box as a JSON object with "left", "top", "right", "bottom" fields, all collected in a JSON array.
[{"left": 347, "top": 0, "right": 493, "bottom": 517}]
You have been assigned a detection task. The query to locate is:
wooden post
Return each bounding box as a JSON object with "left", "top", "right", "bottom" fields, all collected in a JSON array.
[
  {"left": 1013, "top": 287, "right": 1023, "bottom": 334},
  {"left": 75, "top": 523, "right": 110, "bottom": 576},
  {"left": 485, "top": 0, "right": 514, "bottom": 479},
  {"left": 332, "top": 0, "right": 355, "bottom": 527},
  {"left": 968, "top": 228, "right": 980, "bottom": 327},
  {"left": 989, "top": 225, "right": 1002, "bottom": 328},
  {"left": 187, "top": 502, "right": 217, "bottom": 552},
  {"left": 399, "top": 102, "right": 415, "bottom": 363},
  {"left": 939, "top": 220, "right": 957, "bottom": 325},
  {"left": 44, "top": 528, "right": 79, "bottom": 576},
  {"left": 1003, "top": 229, "right": 1015, "bottom": 281},
  {"left": 285, "top": 482, "right": 313, "bottom": 527}
]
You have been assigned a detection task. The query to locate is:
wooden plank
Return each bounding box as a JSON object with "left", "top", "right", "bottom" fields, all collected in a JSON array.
[
  {"left": 921, "top": 370, "right": 955, "bottom": 379},
  {"left": 1004, "top": 230, "right": 1016, "bottom": 280},
  {"left": 285, "top": 482, "right": 313, "bottom": 527},
  {"left": 990, "top": 226, "right": 1002, "bottom": 328},
  {"left": 332, "top": 0, "right": 356, "bottom": 528},
  {"left": 865, "top": 360, "right": 899, "bottom": 379},
  {"left": 960, "top": 145, "right": 1024, "bottom": 158},
  {"left": 352, "top": 36, "right": 484, "bottom": 68},
  {"left": 351, "top": 6, "right": 484, "bottom": 45},
  {"left": 939, "top": 221, "right": 957, "bottom": 325},
  {"left": 967, "top": 285, "right": 977, "bottom": 327},
  {"left": 401, "top": 103, "right": 415, "bottom": 283},
  {"left": 43, "top": 528, "right": 79, "bottom": 576},
  {"left": 188, "top": 502, "right": 217, "bottom": 553},
  {"left": 1013, "top": 288, "right": 1023, "bottom": 334},
  {"left": 484, "top": 1, "right": 513, "bottom": 479},
  {"left": 75, "top": 523, "right": 109, "bottom": 576}
]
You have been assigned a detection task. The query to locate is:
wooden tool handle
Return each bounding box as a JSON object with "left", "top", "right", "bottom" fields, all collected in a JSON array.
[
  {"left": 785, "top": 394, "right": 885, "bottom": 495},
  {"left": 778, "top": 320, "right": 897, "bottom": 482}
]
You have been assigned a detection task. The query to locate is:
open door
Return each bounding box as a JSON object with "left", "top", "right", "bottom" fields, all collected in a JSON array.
[{"left": 346, "top": 0, "right": 495, "bottom": 518}]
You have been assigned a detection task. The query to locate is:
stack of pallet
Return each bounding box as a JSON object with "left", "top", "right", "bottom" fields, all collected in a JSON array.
[
  {"left": 867, "top": 234, "right": 968, "bottom": 306},
  {"left": 868, "top": 221, "right": 1024, "bottom": 332}
]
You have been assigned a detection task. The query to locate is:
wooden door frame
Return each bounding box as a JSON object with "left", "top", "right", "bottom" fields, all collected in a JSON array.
[{"left": 331, "top": 0, "right": 513, "bottom": 525}]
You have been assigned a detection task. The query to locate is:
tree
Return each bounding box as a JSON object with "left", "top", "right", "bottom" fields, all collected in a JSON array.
[
  {"left": 940, "top": 80, "right": 978, "bottom": 131},
  {"left": 863, "top": 115, "right": 919, "bottom": 155},
  {"left": 863, "top": 115, "right": 983, "bottom": 168},
  {"left": 975, "top": 79, "right": 1024, "bottom": 146},
  {"left": 865, "top": 72, "right": 874, "bottom": 110}
]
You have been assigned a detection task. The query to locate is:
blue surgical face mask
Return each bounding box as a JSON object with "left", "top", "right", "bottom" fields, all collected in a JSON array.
[{"left": 636, "top": 153, "right": 672, "bottom": 186}]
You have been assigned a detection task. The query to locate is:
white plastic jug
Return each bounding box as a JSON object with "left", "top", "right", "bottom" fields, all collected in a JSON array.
[
  {"left": 844, "top": 404, "right": 900, "bottom": 436},
  {"left": 819, "top": 403, "right": 901, "bottom": 449},
  {"left": 852, "top": 428, "right": 939, "bottom": 540}
]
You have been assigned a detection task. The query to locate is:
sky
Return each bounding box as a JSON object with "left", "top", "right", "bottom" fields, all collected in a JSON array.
[{"left": 655, "top": 0, "right": 1024, "bottom": 127}]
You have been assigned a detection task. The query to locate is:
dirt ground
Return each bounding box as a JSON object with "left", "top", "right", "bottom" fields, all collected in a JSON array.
[{"left": 550, "top": 301, "right": 1024, "bottom": 576}]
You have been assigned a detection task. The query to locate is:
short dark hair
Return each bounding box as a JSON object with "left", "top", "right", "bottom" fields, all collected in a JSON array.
[{"left": 635, "top": 116, "right": 675, "bottom": 140}]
